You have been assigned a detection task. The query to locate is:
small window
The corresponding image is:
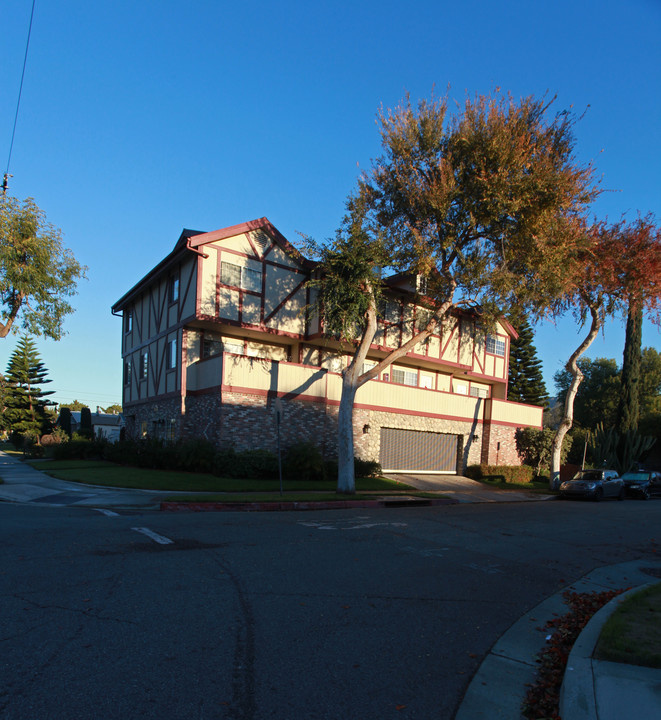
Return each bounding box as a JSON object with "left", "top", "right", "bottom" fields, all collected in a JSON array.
[
  {"left": 391, "top": 368, "right": 417, "bottom": 386},
  {"left": 243, "top": 267, "right": 262, "bottom": 292},
  {"left": 167, "top": 339, "right": 177, "bottom": 370},
  {"left": 123, "top": 359, "right": 132, "bottom": 386},
  {"left": 417, "top": 275, "right": 428, "bottom": 295},
  {"left": 140, "top": 421, "right": 148, "bottom": 438},
  {"left": 168, "top": 276, "right": 179, "bottom": 303},
  {"left": 139, "top": 352, "right": 148, "bottom": 380},
  {"left": 202, "top": 336, "right": 223, "bottom": 359},
  {"left": 125, "top": 310, "right": 133, "bottom": 334},
  {"left": 361, "top": 360, "right": 377, "bottom": 379},
  {"left": 486, "top": 335, "right": 506, "bottom": 357},
  {"left": 221, "top": 261, "right": 261, "bottom": 292}
]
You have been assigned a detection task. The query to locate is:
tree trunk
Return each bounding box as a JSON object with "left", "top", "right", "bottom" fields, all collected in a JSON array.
[
  {"left": 337, "top": 374, "right": 358, "bottom": 494},
  {"left": 550, "top": 303, "right": 601, "bottom": 489}
]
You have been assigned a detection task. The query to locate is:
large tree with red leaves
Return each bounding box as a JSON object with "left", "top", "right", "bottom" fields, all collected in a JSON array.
[{"left": 548, "top": 216, "right": 661, "bottom": 487}]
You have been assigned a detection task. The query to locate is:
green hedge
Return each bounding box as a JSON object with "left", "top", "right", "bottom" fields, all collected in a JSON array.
[
  {"left": 50, "top": 437, "right": 382, "bottom": 481},
  {"left": 465, "top": 463, "right": 535, "bottom": 484}
]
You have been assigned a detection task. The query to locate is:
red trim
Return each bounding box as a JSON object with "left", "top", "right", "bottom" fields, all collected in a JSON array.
[
  {"left": 244, "top": 231, "right": 260, "bottom": 258},
  {"left": 215, "top": 249, "right": 221, "bottom": 316},
  {"left": 218, "top": 246, "right": 307, "bottom": 274},
  {"left": 260, "top": 257, "right": 267, "bottom": 325},
  {"left": 193, "top": 315, "right": 306, "bottom": 341},
  {"left": 440, "top": 319, "right": 457, "bottom": 360},
  {"left": 264, "top": 277, "right": 307, "bottom": 324},
  {"left": 178, "top": 262, "right": 195, "bottom": 323},
  {"left": 186, "top": 217, "right": 315, "bottom": 269}
]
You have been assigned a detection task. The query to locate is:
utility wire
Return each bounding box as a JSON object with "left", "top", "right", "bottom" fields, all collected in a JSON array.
[{"left": 3, "top": 0, "right": 37, "bottom": 195}]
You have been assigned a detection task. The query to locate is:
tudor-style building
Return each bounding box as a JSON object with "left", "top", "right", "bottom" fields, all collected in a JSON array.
[{"left": 112, "top": 217, "right": 542, "bottom": 473}]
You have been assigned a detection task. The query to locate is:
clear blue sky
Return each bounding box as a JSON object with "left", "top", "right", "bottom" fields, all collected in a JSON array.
[{"left": 1, "top": 0, "right": 660, "bottom": 408}]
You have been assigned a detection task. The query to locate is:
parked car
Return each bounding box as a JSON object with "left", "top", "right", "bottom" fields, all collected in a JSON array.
[
  {"left": 559, "top": 469, "right": 624, "bottom": 501},
  {"left": 621, "top": 470, "right": 661, "bottom": 500}
]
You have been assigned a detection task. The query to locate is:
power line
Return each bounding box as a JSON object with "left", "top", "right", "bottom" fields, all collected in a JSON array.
[{"left": 3, "top": 0, "right": 36, "bottom": 195}]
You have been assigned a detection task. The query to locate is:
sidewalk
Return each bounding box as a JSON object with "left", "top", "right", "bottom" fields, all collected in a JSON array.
[
  {"left": 0, "top": 451, "right": 166, "bottom": 509},
  {"left": 455, "top": 559, "right": 661, "bottom": 720}
]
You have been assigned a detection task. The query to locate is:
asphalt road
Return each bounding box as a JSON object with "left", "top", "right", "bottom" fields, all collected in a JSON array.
[{"left": 1, "top": 498, "right": 659, "bottom": 719}]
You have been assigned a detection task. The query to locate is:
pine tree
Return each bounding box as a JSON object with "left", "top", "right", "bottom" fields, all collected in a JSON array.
[
  {"left": 508, "top": 316, "right": 549, "bottom": 407},
  {"left": 3, "top": 336, "right": 54, "bottom": 440}
]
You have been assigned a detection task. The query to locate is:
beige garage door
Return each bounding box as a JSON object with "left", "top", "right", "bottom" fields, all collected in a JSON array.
[{"left": 379, "top": 427, "right": 459, "bottom": 473}]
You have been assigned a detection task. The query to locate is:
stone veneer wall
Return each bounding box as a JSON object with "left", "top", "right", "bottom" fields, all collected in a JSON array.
[
  {"left": 122, "top": 391, "right": 510, "bottom": 473},
  {"left": 480, "top": 423, "right": 520, "bottom": 466},
  {"left": 125, "top": 392, "right": 498, "bottom": 473}
]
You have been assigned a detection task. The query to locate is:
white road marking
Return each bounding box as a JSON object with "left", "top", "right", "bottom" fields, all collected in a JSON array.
[
  {"left": 299, "top": 518, "right": 408, "bottom": 531},
  {"left": 131, "top": 527, "right": 174, "bottom": 545},
  {"left": 95, "top": 509, "right": 119, "bottom": 517}
]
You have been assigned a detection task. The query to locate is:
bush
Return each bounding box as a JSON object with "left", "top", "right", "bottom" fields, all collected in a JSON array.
[
  {"left": 237, "top": 449, "right": 279, "bottom": 479},
  {"left": 284, "top": 442, "right": 324, "bottom": 481},
  {"left": 175, "top": 438, "right": 217, "bottom": 473},
  {"left": 40, "top": 428, "right": 68, "bottom": 446},
  {"left": 354, "top": 457, "right": 382, "bottom": 478},
  {"left": 465, "top": 463, "right": 535, "bottom": 484},
  {"left": 52, "top": 437, "right": 108, "bottom": 460},
  {"left": 516, "top": 427, "right": 572, "bottom": 476}
]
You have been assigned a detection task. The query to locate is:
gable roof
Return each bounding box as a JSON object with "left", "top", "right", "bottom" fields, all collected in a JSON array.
[{"left": 112, "top": 217, "right": 311, "bottom": 313}]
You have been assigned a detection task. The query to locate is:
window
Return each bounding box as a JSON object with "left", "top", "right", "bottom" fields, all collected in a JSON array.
[
  {"left": 486, "top": 335, "right": 506, "bottom": 357},
  {"left": 167, "top": 339, "right": 177, "bottom": 370},
  {"left": 221, "top": 261, "right": 262, "bottom": 292},
  {"left": 168, "top": 275, "right": 179, "bottom": 303},
  {"left": 417, "top": 274, "right": 428, "bottom": 295},
  {"left": 202, "top": 336, "right": 223, "bottom": 359},
  {"left": 123, "top": 359, "right": 132, "bottom": 386},
  {"left": 139, "top": 352, "right": 148, "bottom": 380},
  {"left": 243, "top": 267, "right": 261, "bottom": 292},
  {"left": 470, "top": 385, "right": 490, "bottom": 398},
  {"left": 362, "top": 360, "right": 377, "bottom": 379},
  {"left": 420, "top": 374, "right": 433, "bottom": 389},
  {"left": 125, "top": 310, "right": 133, "bottom": 334},
  {"left": 140, "top": 421, "right": 148, "bottom": 438},
  {"left": 391, "top": 368, "right": 418, "bottom": 386}
]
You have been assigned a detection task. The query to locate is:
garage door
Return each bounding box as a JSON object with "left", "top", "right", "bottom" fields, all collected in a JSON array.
[{"left": 379, "top": 427, "right": 459, "bottom": 473}]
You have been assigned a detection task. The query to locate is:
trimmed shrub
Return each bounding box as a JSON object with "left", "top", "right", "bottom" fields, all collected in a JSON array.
[
  {"left": 465, "top": 463, "right": 535, "bottom": 484},
  {"left": 284, "top": 442, "right": 324, "bottom": 481},
  {"left": 354, "top": 457, "right": 382, "bottom": 478},
  {"left": 237, "top": 449, "right": 279, "bottom": 479}
]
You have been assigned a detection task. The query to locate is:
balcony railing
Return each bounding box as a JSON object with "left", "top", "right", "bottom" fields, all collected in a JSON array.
[{"left": 186, "top": 354, "right": 541, "bottom": 427}]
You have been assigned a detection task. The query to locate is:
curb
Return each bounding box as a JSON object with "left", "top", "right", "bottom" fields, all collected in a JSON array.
[
  {"left": 559, "top": 583, "right": 656, "bottom": 720},
  {"left": 160, "top": 497, "right": 458, "bottom": 512}
]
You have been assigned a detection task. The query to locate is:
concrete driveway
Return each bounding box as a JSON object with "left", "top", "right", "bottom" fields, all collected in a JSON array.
[{"left": 387, "top": 473, "right": 552, "bottom": 502}]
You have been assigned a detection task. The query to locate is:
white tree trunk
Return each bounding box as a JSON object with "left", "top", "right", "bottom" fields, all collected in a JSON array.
[
  {"left": 550, "top": 304, "right": 601, "bottom": 489},
  {"left": 337, "top": 375, "right": 358, "bottom": 494}
]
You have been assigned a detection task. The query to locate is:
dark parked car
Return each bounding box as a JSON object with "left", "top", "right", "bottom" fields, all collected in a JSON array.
[
  {"left": 559, "top": 469, "right": 624, "bottom": 501},
  {"left": 621, "top": 471, "right": 661, "bottom": 500}
]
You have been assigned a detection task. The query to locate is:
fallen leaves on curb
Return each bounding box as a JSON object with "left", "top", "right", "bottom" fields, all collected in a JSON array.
[{"left": 522, "top": 588, "right": 625, "bottom": 720}]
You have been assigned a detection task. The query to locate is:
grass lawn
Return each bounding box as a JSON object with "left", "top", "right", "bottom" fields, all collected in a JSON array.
[
  {"left": 595, "top": 582, "right": 661, "bottom": 668},
  {"left": 27, "top": 459, "right": 418, "bottom": 494},
  {"left": 472, "top": 476, "right": 554, "bottom": 493}
]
